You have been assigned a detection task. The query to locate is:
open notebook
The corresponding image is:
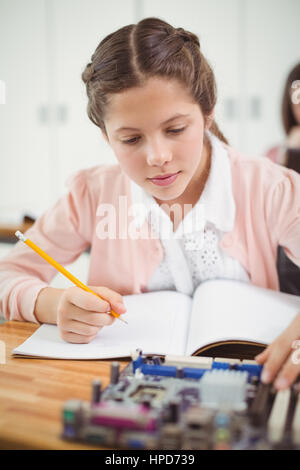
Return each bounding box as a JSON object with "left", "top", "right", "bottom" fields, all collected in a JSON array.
[{"left": 13, "top": 279, "right": 300, "bottom": 360}]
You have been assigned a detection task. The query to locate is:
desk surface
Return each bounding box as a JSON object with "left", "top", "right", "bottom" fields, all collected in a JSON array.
[
  {"left": 0, "top": 221, "right": 34, "bottom": 243},
  {"left": 0, "top": 321, "right": 127, "bottom": 449}
]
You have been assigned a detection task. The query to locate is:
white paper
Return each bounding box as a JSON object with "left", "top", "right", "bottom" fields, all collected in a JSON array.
[
  {"left": 186, "top": 280, "right": 300, "bottom": 355},
  {"left": 13, "top": 280, "right": 300, "bottom": 360},
  {"left": 13, "top": 290, "right": 192, "bottom": 359}
]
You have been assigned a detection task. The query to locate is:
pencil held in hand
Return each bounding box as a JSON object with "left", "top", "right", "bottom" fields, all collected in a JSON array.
[{"left": 15, "top": 231, "right": 128, "bottom": 324}]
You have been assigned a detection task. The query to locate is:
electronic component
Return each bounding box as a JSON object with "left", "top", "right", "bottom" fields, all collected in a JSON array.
[
  {"left": 199, "top": 369, "right": 248, "bottom": 411},
  {"left": 267, "top": 389, "right": 291, "bottom": 444},
  {"left": 164, "top": 355, "right": 213, "bottom": 369},
  {"left": 61, "top": 351, "right": 300, "bottom": 450},
  {"left": 250, "top": 382, "right": 275, "bottom": 426},
  {"left": 292, "top": 391, "right": 300, "bottom": 445},
  {"left": 91, "top": 379, "right": 102, "bottom": 405},
  {"left": 110, "top": 361, "right": 120, "bottom": 385}
]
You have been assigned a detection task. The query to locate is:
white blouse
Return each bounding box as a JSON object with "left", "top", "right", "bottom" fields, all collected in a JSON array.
[{"left": 130, "top": 131, "right": 250, "bottom": 296}]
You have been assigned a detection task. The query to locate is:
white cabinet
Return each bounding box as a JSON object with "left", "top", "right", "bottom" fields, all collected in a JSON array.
[
  {"left": 0, "top": 0, "right": 50, "bottom": 217},
  {"left": 0, "top": 0, "right": 136, "bottom": 218},
  {"left": 48, "top": 0, "right": 136, "bottom": 198}
]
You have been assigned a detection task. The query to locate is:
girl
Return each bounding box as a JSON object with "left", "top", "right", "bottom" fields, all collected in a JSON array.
[{"left": 0, "top": 18, "right": 300, "bottom": 391}]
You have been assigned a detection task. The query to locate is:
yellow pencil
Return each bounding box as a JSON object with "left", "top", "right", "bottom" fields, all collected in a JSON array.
[{"left": 15, "top": 231, "right": 128, "bottom": 324}]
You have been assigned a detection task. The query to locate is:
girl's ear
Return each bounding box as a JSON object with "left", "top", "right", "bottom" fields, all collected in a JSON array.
[{"left": 205, "top": 109, "right": 215, "bottom": 130}]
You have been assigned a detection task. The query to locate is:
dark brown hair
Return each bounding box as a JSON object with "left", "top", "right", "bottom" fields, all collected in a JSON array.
[
  {"left": 82, "top": 17, "right": 228, "bottom": 144},
  {"left": 281, "top": 62, "right": 300, "bottom": 134}
]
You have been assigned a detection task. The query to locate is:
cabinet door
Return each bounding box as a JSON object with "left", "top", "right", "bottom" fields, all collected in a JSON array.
[
  {"left": 244, "top": 0, "right": 300, "bottom": 156},
  {"left": 141, "top": 0, "right": 241, "bottom": 149},
  {"left": 48, "top": 0, "right": 136, "bottom": 199},
  {"left": 0, "top": 0, "right": 50, "bottom": 219}
]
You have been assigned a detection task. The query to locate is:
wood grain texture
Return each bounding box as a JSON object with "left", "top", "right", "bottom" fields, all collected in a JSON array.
[
  {"left": 0, "top": 222, "right": 34, "bottom": 242},
  {"left": 0, "top": 321, "right": 128, "bottom": 449}
]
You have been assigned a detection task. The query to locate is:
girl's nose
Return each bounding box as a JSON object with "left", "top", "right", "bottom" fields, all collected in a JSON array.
[{"left": 146, "top": 140, "right": 172, "bottom": 166}]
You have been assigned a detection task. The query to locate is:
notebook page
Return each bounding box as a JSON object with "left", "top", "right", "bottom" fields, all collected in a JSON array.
[
  {"left": 185, "top": 280, "right": 300, "bottom": 356},
  {"left": 13, "top": 290, "right": 192, "bottom": 359}
]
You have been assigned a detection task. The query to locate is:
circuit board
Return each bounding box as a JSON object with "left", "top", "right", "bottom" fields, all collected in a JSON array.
[{"left": 61, "top": 350, "right": 300, "bottom": 450}]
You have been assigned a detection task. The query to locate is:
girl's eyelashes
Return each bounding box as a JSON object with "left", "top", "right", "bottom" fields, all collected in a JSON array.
[
  {"left": 168, "top": 127, "right": 186, "bottom": 134},
  {"left": 121, "top": 127, "right": 186, "bottom": 145},
  {"left": 122, "top": 136, "right": 140, "bottom": 145}
]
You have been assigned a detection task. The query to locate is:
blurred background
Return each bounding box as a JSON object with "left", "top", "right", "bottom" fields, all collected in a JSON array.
[{"left": 0, "top": 0, "right": 299, "bottom": 295}]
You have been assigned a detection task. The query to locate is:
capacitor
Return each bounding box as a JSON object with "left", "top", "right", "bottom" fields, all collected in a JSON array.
[
  {"left": 91, "top": 379, "right": 102, "bottom": 404},
  {"left": 169, "top": 399, "right": 181, "bottom": 423},
  {"left": 110, "top": 361, "right": 120, "bottom": 385}
]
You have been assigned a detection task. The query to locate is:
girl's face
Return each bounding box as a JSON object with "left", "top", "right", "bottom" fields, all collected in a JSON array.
[{"left": 103, "top": 77, "right": 213, "bottom": 205}]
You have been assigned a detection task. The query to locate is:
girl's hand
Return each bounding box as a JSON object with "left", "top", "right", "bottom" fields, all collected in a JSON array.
[
  {"left": 57, "top": 285, "right": 127, "bottom": 343},
  {"left": 255, "top": 312, "right": 300, "bottom": 390}
]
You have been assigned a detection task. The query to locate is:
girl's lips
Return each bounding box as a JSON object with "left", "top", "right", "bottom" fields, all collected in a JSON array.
[{"left": 149, "top": 171, "right": 181, "bottom": 186}]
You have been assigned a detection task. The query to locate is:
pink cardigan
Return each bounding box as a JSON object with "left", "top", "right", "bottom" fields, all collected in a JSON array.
[
  {"left": 1, "top": 144, "right": 300, "bottom": 323},
  {"left": 265, "top": 144, "right": 285, "bottom": 165}
]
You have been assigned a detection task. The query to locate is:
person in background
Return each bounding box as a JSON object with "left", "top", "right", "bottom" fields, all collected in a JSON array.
[
  {"left": 265, "top": 63, "right": 300, "bottom": 296},
  {"left": 266, "top": 63, "right": 300, "bottom": 165}
]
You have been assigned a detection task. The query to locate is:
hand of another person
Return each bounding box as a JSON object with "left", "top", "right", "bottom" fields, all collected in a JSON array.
[
  {"left": 57, "top": 285, "right": 127, "bottom": 343},
  {"left": 255, "top": 312, "right": 300, "bottom": 390}
]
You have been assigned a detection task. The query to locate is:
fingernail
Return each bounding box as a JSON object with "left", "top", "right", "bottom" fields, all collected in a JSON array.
[
  {"left": 274, "top": 377, "right": 288, "bottom": 390},
  {"left": 116, "top": 302, "right": 126, "bottom": 311},
  {"left": 261, "top": 368, "right": 271, "bottom": 383}
]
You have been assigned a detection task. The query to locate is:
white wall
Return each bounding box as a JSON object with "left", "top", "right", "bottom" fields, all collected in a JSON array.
[{"left": 0, "top": 0, "right": 137, "bottom": 219}]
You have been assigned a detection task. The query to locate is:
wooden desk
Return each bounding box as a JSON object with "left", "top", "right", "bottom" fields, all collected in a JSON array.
[
  {"left": 0, "top": 221, "right": 34, "bottom": 243},
  {"left": 0, "top": 321, "right": 128, "bottom": 449}
]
